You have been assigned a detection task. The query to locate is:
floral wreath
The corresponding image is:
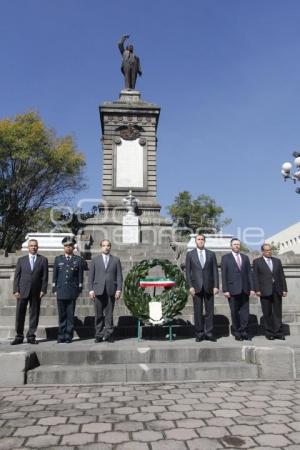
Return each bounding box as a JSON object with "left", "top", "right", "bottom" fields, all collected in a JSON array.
[{"left": 123, "top": 258, "right": 188, "bottom": 323}]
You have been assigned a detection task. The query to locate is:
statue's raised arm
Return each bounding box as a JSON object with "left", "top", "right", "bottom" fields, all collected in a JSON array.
[
  {"left": 118, "top": 34, "right": 142, "bottom": 90},
  {"left": 118, "top": 34, "right": 130, "bottom": 55}
]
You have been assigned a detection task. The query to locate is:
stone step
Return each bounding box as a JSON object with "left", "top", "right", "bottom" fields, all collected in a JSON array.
[
  {"left": 3, "top": 321, "right": 297, "bottom": 340},
  {"left": 22, "top": 298, "right": 264, "bottom": 310},
  {"left": 0, "top": 320, "right": 221, "bottom": 340},
  {"left": 0, "top": 303, "right": 272, "bottom": 317},
  {"left": 0, "top": 304, "right": 130, "bottom": 314},
  {"left": 33, "top": 345, "right": 243, "bottom": 366},
  {"left": 287, "top": 322, "right": 300, "bottom": 334},
  {"left": 26, "top": 361, "right": 258, "bottom": 384}
]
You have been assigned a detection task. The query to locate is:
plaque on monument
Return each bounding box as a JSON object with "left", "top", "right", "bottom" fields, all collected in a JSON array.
[
  {"left": 122, "top": 213, "right": 139, "bottom": 244},
  {"left": 115, "top": 138, "right": 144, "bottom": 188}
]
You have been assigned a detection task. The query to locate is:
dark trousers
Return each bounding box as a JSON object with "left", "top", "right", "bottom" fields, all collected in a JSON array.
[
  {"left": 228, "top": 293, "right": 249, "bottom": 337},
  {"left": 260, "top": 292, "right": 283, "bottom": 337},
  {"left": 94, "top": 289, "right": 115, "bottom": 338},
  {"left": 193, "top": 289, "right": 214, "bottom": 337},
  {"left": 15, "top": 296, "right": 41, "bottom": 340},
  {"left": 124, "top": 67, "right": 137, "bottom": 89},
  {"left": 57, "top": 299, "right": 76, "bottom": 341}
]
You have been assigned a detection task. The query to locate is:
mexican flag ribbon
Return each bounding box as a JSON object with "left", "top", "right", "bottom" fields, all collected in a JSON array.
[{"left": 139, "top": 277, "right": 176, "bottom": 288}]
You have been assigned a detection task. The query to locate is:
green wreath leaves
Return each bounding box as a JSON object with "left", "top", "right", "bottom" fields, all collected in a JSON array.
[{"left": 123, "top": 258, "right": 188, "bottom": 323}]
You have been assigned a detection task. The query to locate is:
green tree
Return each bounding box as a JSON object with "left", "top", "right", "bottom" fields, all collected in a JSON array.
[
  {"left": 0, "top": 111, "right": 86, "bottom": 253},
  {"left": 167, "top": 191, "right": 231, "bottom": 235}
]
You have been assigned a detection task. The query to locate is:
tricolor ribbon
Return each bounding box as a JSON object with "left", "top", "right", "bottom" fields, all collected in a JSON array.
[{"left": 139, "top": 277, "right": 176, "bottom": 288}]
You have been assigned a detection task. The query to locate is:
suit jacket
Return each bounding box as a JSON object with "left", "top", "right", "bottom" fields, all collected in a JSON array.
[
  {"left": 253, "top": 256, "right": 287, "bottom": 297},
  {"left": 88, "top": 254, "right": 123, "bottom": 297},
  {"left": 185, "top": 248, "right": 219, "bottom": 294},
  {"left": 118, "top": 42, "right": 142, "bottom": 75},
  {"left": 13, "top": 254, "right": 48, "bottom": 298},
  {"left": 52, "top": 254, "right": 84, "bottom": 300},
  {"left": 221, "top": 252, "right": 253, "bottom": 296}
]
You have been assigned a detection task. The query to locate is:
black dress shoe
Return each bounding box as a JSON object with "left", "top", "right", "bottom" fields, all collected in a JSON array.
[
  {"left": 65, "top": 339, "right": 72, "bottom": 343},
  {"left": 206, "top": 335, "right": 217, "bottom": 342},
  {"left": 27, "top": 339, "right": 38, "bottom": 344},
  {"left": 103, "top": 336, "right": 115, "bottom": 343},
  {"left": 94, "top": 337, "right": 103, "bottom": 343},
  {"left": 235, "top": 336, "right": 243, "bottom": 341},
  {"left": 266, "top": 335, "right": 275, "bottom": 340},
  {"left": 241, "top": 334, "right": 252, "bottom": 341},
  {"left": 57, "top": 339, "right": 65, "bottom": 343},
  {"left": 275, "top": 335, "right": 285, "bottom": 340},
  {"left": 195, "top": 335, "right": 205, "bottom": 342},
  {"left": 10, "top": 338, "right": 23, "bottom": 345}
]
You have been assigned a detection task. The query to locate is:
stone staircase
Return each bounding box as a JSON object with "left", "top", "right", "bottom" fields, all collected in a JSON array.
[
  {"left": 0, "top": 243, "right": 177, "bottom": 339},
  {"left": 26, "top": 342, "right": 258, "bottom": 384},
  {"left": 1, "top": 247, "right": 300, "bottom": 386},
  {"left": 1, "top": 246, "right": 300, "bottom": 340},
  {"left": 1, "top": 292, "right": 298, "bottom": 340}
]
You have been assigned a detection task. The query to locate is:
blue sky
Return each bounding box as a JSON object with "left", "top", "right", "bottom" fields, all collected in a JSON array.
[{"left": 1, "top": 0, "right": 300, "bottom": 247}]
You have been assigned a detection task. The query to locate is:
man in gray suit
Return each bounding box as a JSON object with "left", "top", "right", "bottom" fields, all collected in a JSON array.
[
  {"left": 88, "top": 240, "right": 123, "bottom": 343},
  {"left": 186, "top": 234, "right": 219, "bottom": 342},
  {"left": 11, "top": 239, "right": 48, "bottom": 345}
]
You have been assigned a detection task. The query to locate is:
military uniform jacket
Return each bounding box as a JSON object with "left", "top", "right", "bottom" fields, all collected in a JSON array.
[{"left": 52, "top": 255, "right": 84, "bottom": 300}]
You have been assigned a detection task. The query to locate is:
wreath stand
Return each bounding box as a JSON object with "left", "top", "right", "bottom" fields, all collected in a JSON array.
[{"left": 137, "top": 318, "right": 174, "bottom": 341}]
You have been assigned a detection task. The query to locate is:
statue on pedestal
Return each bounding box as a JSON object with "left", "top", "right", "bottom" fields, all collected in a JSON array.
[
  {"left": 123, "top": 190, "right": 138, "bottom": 215},
  {"left": 118, "top": 35, "right": 142, "bottom": 90}
]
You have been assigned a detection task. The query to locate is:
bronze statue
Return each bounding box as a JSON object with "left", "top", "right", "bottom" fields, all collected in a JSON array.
[{"left": 118, "top": 35, "right": 142, "bottom": 90}]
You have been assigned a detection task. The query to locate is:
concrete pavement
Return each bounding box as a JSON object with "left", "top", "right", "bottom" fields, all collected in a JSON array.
[{"left": 1, "top": 380, "right": 300, "bottom": 449}]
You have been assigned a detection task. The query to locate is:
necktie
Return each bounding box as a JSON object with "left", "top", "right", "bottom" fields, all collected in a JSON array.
[
  {"left": 66, "top": 256, "right": 70, "bottom": 262},
  {"left": 199, "top": 251, "right": 205, "bottom": 268},
  {"left": 30, "top": 256, "right": 35, "bottom": 271},
  {"left": 235, "top": 253, "right": 241, "bottom": 270},
  {"left": 104, "top": 255, "right": 108, "bottom": 269},
  {"left": 267, "top": 258, "right": 273, "bottom": 271}
]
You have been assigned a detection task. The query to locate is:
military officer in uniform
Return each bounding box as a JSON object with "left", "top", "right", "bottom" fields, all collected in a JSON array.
[{"left": 52, "top": 237, "right": 84, "bottom": 343}]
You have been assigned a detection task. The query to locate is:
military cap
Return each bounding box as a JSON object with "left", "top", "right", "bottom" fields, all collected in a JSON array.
[{"left": 62, "top": 236, "right": 76, "bottom": 246}]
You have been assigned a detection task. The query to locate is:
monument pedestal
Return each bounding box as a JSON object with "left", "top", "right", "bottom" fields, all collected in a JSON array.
[{"left": 122, "top": 213, "right": 140, "bottom": 244}]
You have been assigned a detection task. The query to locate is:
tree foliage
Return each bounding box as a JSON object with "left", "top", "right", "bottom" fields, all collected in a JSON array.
[
  {"left": 48, "top": 207, "right": 98, "bottom": 235},
  {"left": 0, "top": 111, "right": 86, "bottom": 253},
  {"left": 167, "top": 191, "right": 231, "bottom": 234}
]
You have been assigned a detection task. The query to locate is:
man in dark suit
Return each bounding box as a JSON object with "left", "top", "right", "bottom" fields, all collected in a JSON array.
[
  {"left": 253, "top": 243, "right": 287, "bottom": 340},
  {"left": 11, "top": 239, "right": 48, "bottom": 345},
  {"left": 221, "top": 238, "right": 255, "bottom": 341},
  {"left": 52, "top": 237, "right": 84, "bottom": 343},
  {"left": 88, "top": 240, "right": 123, "bottom": 343},
  {"left": 186, "top": 234, "right": 219, "bottom": 342},
  {"left": 118, "top": 35, "right": 142, "bottom": 89}
]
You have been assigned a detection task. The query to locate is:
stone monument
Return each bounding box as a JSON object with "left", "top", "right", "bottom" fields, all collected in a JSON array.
[
  {"left": 82, "top": 36, "right": 172, "bottom": 252},
  {"left": 1, "top": 34, "right": 300, "bottom": 348}
]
